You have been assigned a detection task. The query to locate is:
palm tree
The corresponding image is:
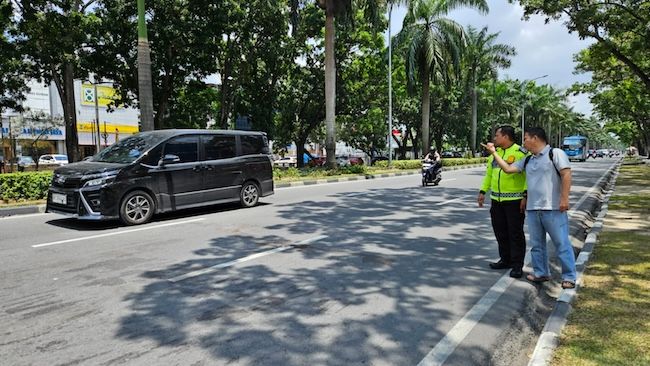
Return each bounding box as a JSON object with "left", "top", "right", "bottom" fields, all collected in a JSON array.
[
  {"left": 315, "top": 0, "right": 384, "bottom": 168},
  {"left": 395, "top": 0, "right": 488, "bottom": 157},
  {"left": 463, "top": 26, "right": 515, "bottom": 154},
  {"left": 137, "top": 0, "right": 154, "bottom": 131}
]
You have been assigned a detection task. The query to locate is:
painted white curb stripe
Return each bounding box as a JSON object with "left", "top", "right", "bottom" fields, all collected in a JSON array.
[
  {"left": 168, "top": 235, "right": 328, "bottom": 283},
  {"left": 417, "top": 275, "right": 512, "bottom": 366},
  {"left": 32, "top": 218, "right": 205, "bottom": 248}
]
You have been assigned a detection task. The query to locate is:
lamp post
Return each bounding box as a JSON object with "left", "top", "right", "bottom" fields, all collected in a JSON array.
[{"left": 520, "top": 74, "right": 548, "bottom": 143}]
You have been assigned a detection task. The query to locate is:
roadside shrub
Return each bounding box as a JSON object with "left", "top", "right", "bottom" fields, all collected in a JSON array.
[
  {"left": 339, "top": 164, "right": 367, "bottom": 175},
  {"left": 273, "top": 167, "right": 301, "bottom": 180},
  {"left": 374, "top": 158, "right": 486, "bottom": 169},
  {"left": 0, "top": 171, "right": 53, "bottom": 202}
]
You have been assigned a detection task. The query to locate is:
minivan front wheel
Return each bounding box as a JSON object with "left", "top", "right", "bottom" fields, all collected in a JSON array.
[
  {"left": 120, "top": 190, "right": 155, "bottom": 225},
  {"left": 240, "top": 181, "right": 260, "bottom": 208}
]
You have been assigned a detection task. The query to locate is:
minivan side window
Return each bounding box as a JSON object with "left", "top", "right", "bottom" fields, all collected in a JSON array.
[
  {"left": 164, "top": 135, "right": 199, "bottom": 163},
  {"left": 202, "top": 135, "right": 236, "bottom": 160},
  {"left": 241, "top": 135, "right": 269, "bottom": 155}
]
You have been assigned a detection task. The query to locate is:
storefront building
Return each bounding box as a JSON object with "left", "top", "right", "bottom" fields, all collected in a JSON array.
[{"left": 1, "top": 79, "right": 140, "bottom": 162}]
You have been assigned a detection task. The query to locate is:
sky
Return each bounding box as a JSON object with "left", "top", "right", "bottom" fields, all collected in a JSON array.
[{"left": 387, "top": 1, "right": 595, "bottom": 116}]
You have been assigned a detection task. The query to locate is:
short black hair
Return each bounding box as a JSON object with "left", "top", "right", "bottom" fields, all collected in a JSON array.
[
  {"left": 496, "top": 125, "right": 516, "bottom": 141},
  {"left": 525, "top": 127, "right": 547, "bottom": 143}
]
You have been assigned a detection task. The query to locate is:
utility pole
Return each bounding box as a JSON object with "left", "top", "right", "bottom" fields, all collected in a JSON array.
[{"left": 137, "top": 0, "right": 154, "bottom": 131}]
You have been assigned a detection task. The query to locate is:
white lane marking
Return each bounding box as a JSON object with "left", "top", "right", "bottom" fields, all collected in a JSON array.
[
  {"left": 417, "top": 275, "right": 512, "bottom": 366},
  {"left": 31, "top": 218, "right": 205, "bottom": 248},
  {"left": 417, "top": 164, "right": 616, "bottom": 365},
  {"left": 168, "top": 235, "right": 328, "bottom": 283},
  {"left": 435, "top": 196, "right": 465, "bottom": 206}
]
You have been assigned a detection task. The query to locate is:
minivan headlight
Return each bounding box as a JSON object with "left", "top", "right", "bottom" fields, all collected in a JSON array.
[{"left": 83, "top": 173, "right": 118, "bottom": 187}]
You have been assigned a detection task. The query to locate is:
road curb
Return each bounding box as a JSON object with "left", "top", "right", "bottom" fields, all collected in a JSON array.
[
  {"left": 527, "top": 160, "right": 620, "bottom": 366},
  {"left": 0, "top": 204, "right": 46, "bottom": 217}
]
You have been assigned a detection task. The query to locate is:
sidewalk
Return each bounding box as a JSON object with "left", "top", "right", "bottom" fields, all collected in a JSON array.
[{"left": 0, "top": 163, "right": 486, "bottom": 217}]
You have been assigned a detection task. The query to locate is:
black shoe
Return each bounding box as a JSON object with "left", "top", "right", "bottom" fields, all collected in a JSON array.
[
  {"left": 489, "top": 260, "right": 512, "bottom": 270},
  {"left": 509, "top": 268, "right": 523, "bottom": 278}
]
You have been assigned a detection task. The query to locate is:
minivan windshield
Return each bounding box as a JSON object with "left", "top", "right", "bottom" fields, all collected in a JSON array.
[{"left": 92, "top": 133, "right": 168, "bottom": 164}]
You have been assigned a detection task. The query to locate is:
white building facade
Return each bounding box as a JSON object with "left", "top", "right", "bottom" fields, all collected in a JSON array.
[{"left": 1, "top": 79, "right": 140, "bottom": 160}]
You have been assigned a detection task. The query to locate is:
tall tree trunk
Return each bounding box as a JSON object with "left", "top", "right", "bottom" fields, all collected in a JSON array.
[
  {"left": 421, "top": 71, "right": 430, "bottom": 157},
  {"left": 137, "top": 0, "right": 154, "bottom": 131},
  {"left": 471, "top": 85, "right": 477, "bottom": 155},
  {"left": 62, "top": 62, "right": 80, "bottom": 162},
  {"left": 324, "top": 5, "right": 337, "bottom": 169}
]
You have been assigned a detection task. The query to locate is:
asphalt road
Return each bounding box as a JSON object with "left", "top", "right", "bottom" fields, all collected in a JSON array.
[{"left": 0, "top": 158, "right": 618, "bottom": 366}]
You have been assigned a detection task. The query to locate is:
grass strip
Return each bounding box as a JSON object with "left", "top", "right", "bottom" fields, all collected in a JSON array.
[{"left": 551, "top": 165, "right": 650, "bottom": 366}]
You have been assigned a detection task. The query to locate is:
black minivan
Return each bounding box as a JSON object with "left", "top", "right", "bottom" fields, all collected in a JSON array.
[{"left": 46, "top": 129, "right": 274, "bottom": 225}]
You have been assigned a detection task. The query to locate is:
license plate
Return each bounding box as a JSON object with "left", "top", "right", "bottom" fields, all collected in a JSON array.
[{"left": 51, "top": 193, "right": 67, "bottom": 205}]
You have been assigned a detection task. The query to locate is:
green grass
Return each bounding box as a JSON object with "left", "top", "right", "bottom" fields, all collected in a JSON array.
[{"left": 551, "top": 164, "right": 650, "bottom": 366}]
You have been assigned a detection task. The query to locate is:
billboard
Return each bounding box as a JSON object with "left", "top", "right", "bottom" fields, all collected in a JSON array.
[{"left": 80, "top": 84, "right": 119, "bottom": 107}]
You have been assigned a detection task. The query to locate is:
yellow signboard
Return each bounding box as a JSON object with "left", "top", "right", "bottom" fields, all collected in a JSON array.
[
  {"left": 81, "top": 84, "right": 119, "bottom": 107},
  {"left": 77, "top": 122, "right": 139, "bottom": 134}
]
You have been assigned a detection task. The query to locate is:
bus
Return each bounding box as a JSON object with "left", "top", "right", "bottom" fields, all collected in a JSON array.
[{"left": 562, "top": 135, "right": 589, "bottom": 162}]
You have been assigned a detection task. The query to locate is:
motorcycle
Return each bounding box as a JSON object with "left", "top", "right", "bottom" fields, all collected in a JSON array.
[{"left": 422, "top": 159, "right": 442, "bottom": 186}]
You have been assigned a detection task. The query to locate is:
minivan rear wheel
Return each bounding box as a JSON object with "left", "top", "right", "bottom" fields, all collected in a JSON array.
[
  {"left": 240, "top": 181, "right": 260, "bottom": 208},
  {"left": 120, "top": 190, "right": 155, "bottom": 225}
]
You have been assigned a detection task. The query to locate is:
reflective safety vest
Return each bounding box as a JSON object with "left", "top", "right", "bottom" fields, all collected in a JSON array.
[{"left": 480, "top": 143, "right": 528, "bottom": 201}]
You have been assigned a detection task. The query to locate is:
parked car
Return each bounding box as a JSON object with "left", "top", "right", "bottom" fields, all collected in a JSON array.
[
  {"left": 14, "top": 156, "right": 36, "bottom": 171},
  {"left": 39, "top": 154, "right": 69, "bottom": 166},
  {"left": 441, "top": 151, "right": 463, "bottom": 158},
  {"left": 46, "top": 129, "right": 274, "bottom": 225},
  {"left": 370, "top": 156, "right": 389, "bottom": 165},
  {"left": 274, "top": 156, "right": 297, "bottom": 167},
  {"left": 335, "top": 155, "right": 364, "bottom": 166}
]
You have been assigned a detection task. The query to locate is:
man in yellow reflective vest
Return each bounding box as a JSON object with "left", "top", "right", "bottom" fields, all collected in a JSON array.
[{"left": 478, "top": 125, "right": 528, "bottom": 278}]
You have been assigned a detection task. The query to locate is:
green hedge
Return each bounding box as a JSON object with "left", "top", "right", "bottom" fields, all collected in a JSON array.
[
  {"left": 374, "top": 157, "right": 487, "bottom": 169},
  {"left": 0, "top": 171, "right": 53, "bottom": 202}
]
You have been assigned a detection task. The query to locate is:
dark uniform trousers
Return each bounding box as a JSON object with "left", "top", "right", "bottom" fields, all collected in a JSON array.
[{"left": 490, "top": 199, "right": 526, "bottom": 269}]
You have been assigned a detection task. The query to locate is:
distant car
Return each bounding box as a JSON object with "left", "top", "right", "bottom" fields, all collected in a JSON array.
[
  {"left": 335, "top": 155, "right": 364, "bottom": 166},
  {"left": 596, "top": 149, "right": 607, "bottom": 158},
  {"left": 14, "top": 156, "right": 35, "bottom": 171},
  {"left": 274, "top": 156, "right": 297, "bottom": 167},
  {"left": 441, "top": 151, "right": 463, "bottom": 158},
  {"left": 39, "top": 154, "right": 69, "bottom": 166}
]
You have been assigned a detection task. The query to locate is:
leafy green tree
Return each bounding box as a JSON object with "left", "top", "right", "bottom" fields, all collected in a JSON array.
[
  {"left": 336, "top": 10, "right": 388, "bottom": 158},
  {"left": 0, "top": 1, "right": 28, "bottom": 114},
  {"left": 165, "top": 81, "right": 219, "bottom": 129},
  {"left": 395, "top": 0, "right": 488, "bottom": 157},
  {"left": 13, "top": 0, "right": 100, "bottom": 162},
  {"left": 515, "top": 0, "right": 650, "bottom": 91},
  {"left": 313, "top": 0, "right": 385, "bottom": 168}
]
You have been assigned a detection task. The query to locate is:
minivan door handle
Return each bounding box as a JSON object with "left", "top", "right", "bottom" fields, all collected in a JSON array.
[{"left": 192, "top": 165, "right": 205, "bottom": 172}]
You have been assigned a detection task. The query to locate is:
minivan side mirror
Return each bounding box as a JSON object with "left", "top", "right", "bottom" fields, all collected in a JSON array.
[{"left": 161, "top": 154, "right": 181, "bottom": 165}]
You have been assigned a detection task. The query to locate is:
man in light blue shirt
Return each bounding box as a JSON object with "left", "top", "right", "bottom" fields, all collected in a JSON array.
[{"left": 482, "top": 127, "right": 577, "bottom": 289}]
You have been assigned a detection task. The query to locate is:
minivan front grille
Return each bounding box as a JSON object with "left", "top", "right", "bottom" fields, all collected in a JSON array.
[{"left": 51, "top": 174, "right": 82, "bottom": 189}]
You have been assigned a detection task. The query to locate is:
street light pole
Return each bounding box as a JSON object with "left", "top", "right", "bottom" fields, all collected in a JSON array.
[
  {"left": 520, "top": 74, "right": 548, "bottom": 143},
  {"left": 94, "top": 81, "right": 101, "bottom": 153},
  {"left": 387, "top": 3, "right": 393, "bottom": 167}
]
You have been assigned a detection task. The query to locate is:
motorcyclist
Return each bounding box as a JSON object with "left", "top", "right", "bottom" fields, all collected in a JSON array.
[
  {"left": 424, "top": 149, "right": 441, "bottom": 164},
  {"left": 423, "top": 148, "right": 442, "bottom": 182}
]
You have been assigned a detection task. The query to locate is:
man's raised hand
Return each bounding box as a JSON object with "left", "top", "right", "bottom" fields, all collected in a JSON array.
[{"left": 480, "top": 142, "right": 496, "bottom": 154}]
